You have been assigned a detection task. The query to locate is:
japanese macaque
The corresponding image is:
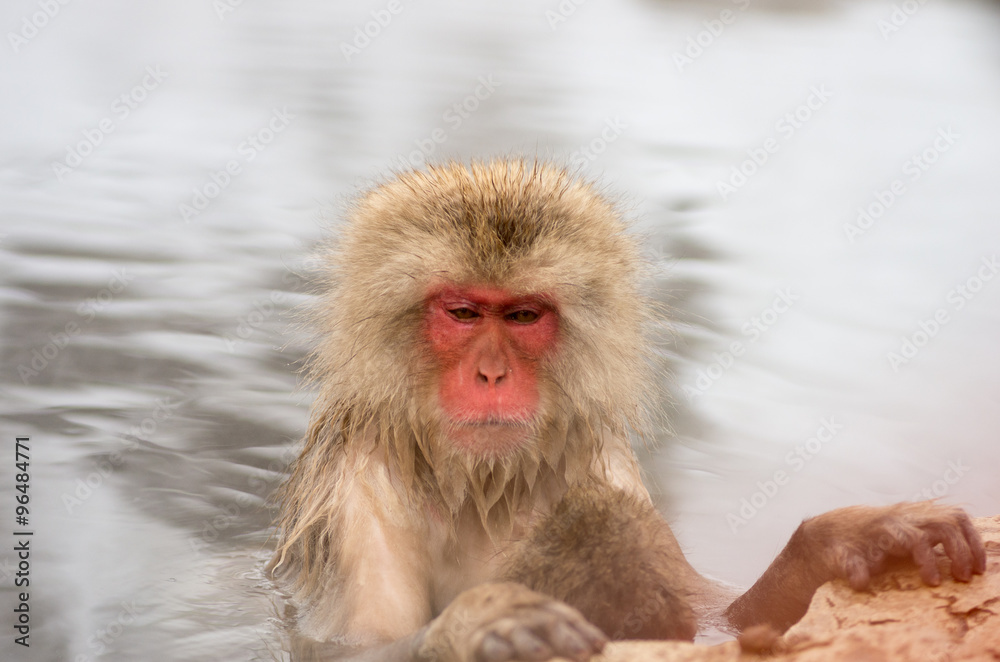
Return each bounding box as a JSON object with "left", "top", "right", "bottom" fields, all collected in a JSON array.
[{"left": 269, "top": 160, "right": 985, "bottom": 661}]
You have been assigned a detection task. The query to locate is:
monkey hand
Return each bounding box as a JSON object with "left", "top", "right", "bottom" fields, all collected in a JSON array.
[
  {"left": 796, "top": 501, "right": 986, "bottom": 590},
  {"left": 725, "top": 501, "right": 986, "bottom": 633},
  {"left": 415, "top": 582, "right": 607, "bottom": 662}
]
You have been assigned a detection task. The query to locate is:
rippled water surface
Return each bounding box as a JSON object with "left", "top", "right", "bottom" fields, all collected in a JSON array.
[{"left": 2, "top": 0, "right": 999, "bottom": 659}]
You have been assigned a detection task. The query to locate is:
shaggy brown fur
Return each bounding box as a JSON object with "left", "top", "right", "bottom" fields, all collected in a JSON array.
[
  {"left": 502, "top": 482, "right": 700, "bottom": 641},
  {"left": 267, "top": 159, "right": 987, "bottom": 655},
  {"left": 269, "top": 159, "right": 655, "bottom": 624}
]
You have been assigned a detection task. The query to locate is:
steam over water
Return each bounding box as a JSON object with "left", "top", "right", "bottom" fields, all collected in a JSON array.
[{"left": 1, "top": 0, "right": 998, "bottom": 659}]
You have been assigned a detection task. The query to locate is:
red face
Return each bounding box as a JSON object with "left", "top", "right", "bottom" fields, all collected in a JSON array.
[{"left": 423, "top": 285, "right": 559, "bottom": 456}]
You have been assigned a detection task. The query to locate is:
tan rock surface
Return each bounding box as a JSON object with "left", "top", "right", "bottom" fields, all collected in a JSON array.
[{"left": 597, "top": 516, "right": 1000, "bottom": 662}]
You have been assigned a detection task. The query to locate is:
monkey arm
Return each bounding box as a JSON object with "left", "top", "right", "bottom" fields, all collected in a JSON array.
[
  {"left": 723, "top": 501, "right": 986, "bottom": 633},
  {"left": 721, "top": 525, "right": 828, "bottom": 633},
  {"left": 292, "top": 630, "right": 427, "bottom": 662},
  {"left": 415, "top": 582, "right": 607, "bottom": 662},
  {"left": 294, "top": 584, "right": 607, "bottom": 662},
  {"left": 286, "top": 516, "right": 437, "bottom": 662},
  {"left": 593, "top": 436, "right": 652, "bottom": 502},
  {"left": 502, "top": 483, "right": 703, "bottom": 642},
  {"left": 285, "top": 450, "right": 435, "bottom": 643}
]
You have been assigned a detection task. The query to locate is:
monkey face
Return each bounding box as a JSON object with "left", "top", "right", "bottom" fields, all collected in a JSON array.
[{"left": 423, "top": 284, "right": 559, "bottom": 458}]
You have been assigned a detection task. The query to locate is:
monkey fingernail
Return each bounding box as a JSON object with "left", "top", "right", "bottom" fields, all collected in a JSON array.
[
  {"left": 511, "top": 627, "right": 553, "bottom": 661},
  {"left": 478, "top": 632, "right": 514, "bottom": 662},
  {"left": 921, "top": 566, "right": 942, "bottom": 586},
  {"left": 550, "top": 621, "right": 589, "bottom": 658}
]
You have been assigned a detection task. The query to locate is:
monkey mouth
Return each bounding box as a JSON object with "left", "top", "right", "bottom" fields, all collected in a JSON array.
[
  {"left": 451, "top": 417, "right": 532, "bottom": 428},
  {"left": 441, "top": 402, "right": 536, "bottom": 427},
  {"left": 444, "top": 417, "right": 537, "bottom": 456}
]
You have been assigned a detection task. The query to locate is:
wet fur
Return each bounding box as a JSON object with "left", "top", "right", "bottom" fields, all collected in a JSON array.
[
  {"left": 266, "top": 159, "right": 987, "bottom": 651},
  {"left": 269, "top": 160, "right": 657, "bottom": 638},
  {"left": 502, "top": 483, "right": 700, "bottom": 641}
]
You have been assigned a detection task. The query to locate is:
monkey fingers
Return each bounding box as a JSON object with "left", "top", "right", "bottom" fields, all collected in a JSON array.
[
  {"left": 472, "top": 602, "right": 607, "bottom": 662},
  {"left": 869, "top": 504, "right": 985, "bottom": 585},
  {"left": 725, "top": 501, "right": 986, "bottom": 633},
  {"left": 924, "top": 510, "right": 986, "bottom": 581},
  {"left": 812, "top": 502, "right": 986, "bottom": 589},
  {"left": 833, "top": 547, "right": 874, "bottom": 591},
  {"left": 419, "top": 583, "right": 606, "bottom": 662},
  {"left": 907, "top": 532, "right": 943, "bottom": 587}
]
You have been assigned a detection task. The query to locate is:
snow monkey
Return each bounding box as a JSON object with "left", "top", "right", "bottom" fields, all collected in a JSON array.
[{"left": 269, "top": 159, "right": 985, "bottom": 661}]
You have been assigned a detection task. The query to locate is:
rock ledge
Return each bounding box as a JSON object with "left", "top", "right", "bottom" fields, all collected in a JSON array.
[{"left": 599, "top": 515, "right": 1000, "bottom": 662}]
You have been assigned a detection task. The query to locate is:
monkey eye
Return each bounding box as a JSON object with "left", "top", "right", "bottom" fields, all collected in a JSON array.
[
  {"left": 507, "top": 310, "right": 539, "bottom": 324},
  {"left": 448, "top": 307, "right": 479, "bottom": 320}
]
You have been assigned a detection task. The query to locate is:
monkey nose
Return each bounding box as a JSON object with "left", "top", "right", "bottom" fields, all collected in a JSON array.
[{"left": 476, "top": 355, "right": 508, "bottom": 387}]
